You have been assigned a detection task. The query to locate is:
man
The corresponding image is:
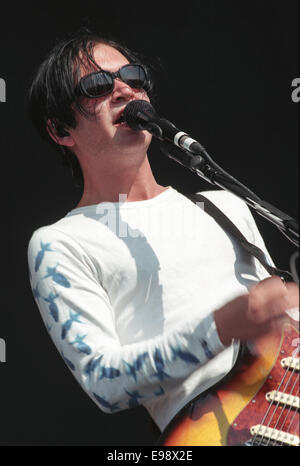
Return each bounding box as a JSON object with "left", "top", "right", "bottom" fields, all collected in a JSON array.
[{"left": 27, "top": 29, "right": 298, "bottom": 437}]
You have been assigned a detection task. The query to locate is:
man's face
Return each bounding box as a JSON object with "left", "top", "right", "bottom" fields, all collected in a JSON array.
[{"left": 69, "top": 43, "right": 152, "bottom": 161}]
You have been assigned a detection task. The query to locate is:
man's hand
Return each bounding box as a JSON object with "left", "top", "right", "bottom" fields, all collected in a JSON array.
[{"left": 214, "top": 276, "right": 299, "bottom": 347}]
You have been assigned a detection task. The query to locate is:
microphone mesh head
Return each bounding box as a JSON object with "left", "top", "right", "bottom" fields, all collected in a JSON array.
[{"left": 123, "top": 100, "right": 158, "bottom": 130}]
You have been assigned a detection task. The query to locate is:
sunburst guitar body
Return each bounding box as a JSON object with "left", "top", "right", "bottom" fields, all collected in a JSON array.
[{"left": 160, "top": 323, "right": 299, "bottom": 446}]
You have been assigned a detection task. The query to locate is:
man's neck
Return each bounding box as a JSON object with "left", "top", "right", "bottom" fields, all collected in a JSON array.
[{"left": 76, "top": 155, "right": 167, "bottom": 207}]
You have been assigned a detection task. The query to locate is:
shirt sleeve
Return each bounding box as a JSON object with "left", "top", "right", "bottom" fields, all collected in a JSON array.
[{"left": 28, "top": 226, "right": 227, "bottom": 414}]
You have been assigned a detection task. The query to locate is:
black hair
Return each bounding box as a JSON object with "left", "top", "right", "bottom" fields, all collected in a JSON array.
[{"left": 28, "top": 27, "right": 156, "bottom": 186}]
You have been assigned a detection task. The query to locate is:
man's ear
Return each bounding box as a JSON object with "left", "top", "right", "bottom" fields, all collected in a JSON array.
[{"left": 46, "top": 119, "right": 75, "bottom": 148}]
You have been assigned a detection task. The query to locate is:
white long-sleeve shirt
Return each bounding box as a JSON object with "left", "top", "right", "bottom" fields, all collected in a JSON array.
[{"left": 27, "top": 187, "right": 271, "bottom": 431}]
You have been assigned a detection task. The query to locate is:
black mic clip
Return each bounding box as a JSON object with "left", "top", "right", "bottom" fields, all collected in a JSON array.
[
  {"left": 145, "top": 121, "right": 163, "bottom": 140},
  {"left": 133, "top": 109, "right": 163, "bottom": 140},
  {"left": 159, "top": 140, "right": 213, "bottom": 181}
]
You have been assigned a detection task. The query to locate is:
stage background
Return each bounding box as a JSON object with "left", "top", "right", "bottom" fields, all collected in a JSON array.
[{"left": 0, "top": 0, "right": 298, "bottom": 446}]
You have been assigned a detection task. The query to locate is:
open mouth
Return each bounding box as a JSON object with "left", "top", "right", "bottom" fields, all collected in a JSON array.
[{"left": 114, "top": 113, "right": 128, "bottom": 126}]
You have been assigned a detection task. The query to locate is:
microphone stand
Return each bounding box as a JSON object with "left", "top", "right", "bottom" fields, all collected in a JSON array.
[{"left": 157, "top": 137, "right": 299, "bottom": 248}]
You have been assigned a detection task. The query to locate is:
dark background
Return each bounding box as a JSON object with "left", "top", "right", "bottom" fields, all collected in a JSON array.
[{"left": 0, "top": 0, "right": 298, "bottom": 446}]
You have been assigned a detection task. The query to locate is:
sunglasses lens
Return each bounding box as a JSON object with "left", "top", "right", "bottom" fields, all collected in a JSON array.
[
  {"left": 120, "top": 65, "right": 147, "bottom": 89},
  {"left": 82, "top": 72, "right": 113, "bottom": 98},
  {"left": 78, "top": 65, "right": 149, "bottom": 99}
]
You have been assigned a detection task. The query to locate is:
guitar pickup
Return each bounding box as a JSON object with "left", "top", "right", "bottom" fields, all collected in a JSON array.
[
  {"left": 281, "top": 357, "right": 299, "bottom": 371},
  {"left": 266, "top": 390, "right": 299, "bottom": 409},
  {"left": 250, "top": 425, "right": 300, "bottom": 446}
]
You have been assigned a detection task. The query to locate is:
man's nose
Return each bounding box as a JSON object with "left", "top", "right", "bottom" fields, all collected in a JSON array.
[{"left": 111, "top": 78, "right": 134, "bottom": 102}]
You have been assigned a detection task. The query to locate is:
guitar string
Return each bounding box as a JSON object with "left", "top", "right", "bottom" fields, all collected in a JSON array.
[
  {"left": 262, "top": 365, "right": 295, "bottom": 446},
  {"left": 249, "top": 336, "right": 299, "bottom": 446},
  {"left": 282, "top": 405, "right": 299, "bottom": 446},
  {"left": 265, "top": 366, "right": 297, "bottom": 446},
  {"left": 251, "top": 366, "right": 289, "bottom": 446},
  {"left": 250, "top": 364, "right": 290, "bottom": 446},
  {"left": 257, "top": 368, "right": 292, "bottom": 446},
  {"left": 253, "top": 352, "right": 298, "bottom": 445},
  {"left": 274, "top": 371, "right": 299, "bottom": 446},
  {"left": 277, "top": 361, "right": 299, "bottom": 446},
  {"left": 274, "top": 368, "right": 298, "bottom": 445}
]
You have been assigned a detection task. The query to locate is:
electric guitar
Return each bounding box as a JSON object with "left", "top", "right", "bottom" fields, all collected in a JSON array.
[{"left": 160, "top": 323, "right": 299, "bottom": 446}]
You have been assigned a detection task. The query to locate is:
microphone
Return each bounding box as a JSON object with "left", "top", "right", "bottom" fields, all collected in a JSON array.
[{"left": 123, "top": 100, "right": 205, "bottom": 155}]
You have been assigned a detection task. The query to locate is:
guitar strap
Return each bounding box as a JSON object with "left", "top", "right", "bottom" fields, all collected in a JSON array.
[{"left": 185, "top": 192, "right": 293, "bottom": 282}]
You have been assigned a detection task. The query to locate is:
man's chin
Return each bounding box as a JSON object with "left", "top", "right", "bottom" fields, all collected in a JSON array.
[{"left": 113, "top": 126, "right": 152, "bottom": 147}]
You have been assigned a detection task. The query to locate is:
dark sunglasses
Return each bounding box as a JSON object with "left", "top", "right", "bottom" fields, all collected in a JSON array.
[{"left": 75, "top": 63, "right": 150, "bottom": 99}]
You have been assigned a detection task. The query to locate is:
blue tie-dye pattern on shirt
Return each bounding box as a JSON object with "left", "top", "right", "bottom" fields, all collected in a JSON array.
[
  {"left": 43, "top": 292, "right": 60, "bottom": 322},
  {"left": 70, "top": 334, "right": 92, "bottom": 355},
  {"left": 35, "top": 242, "right": 53, "bottom": 272},
  {"left": 61, "top": 351, "right": 76, "bottom": 371},
  {"left": 61, "top": 310, "right": 82, "bottom": 339},
  {"left": 97, "top": 355, "right": 121, "bottom": 380},
  {"left": 123, "top": 352, "right": 149, "bottom": 383},
  {"left": 200, "top": 339, "right": 214, "bottom": 359},
  {"left": 125, "top": 389, "right": 143, "bottom": 408},
  {"left": 92, "top": 393, "right": 120, "bottom": 412},
  {"left": 45, "top": 322, "right": 52, "bottom": 333},
  {"left": 43, "top": 265, "right": 71, "bottom": 288},
  {"left": 154, "top": 385, "right": 165, "bottom": 397},
  {"left": 170, "top": 345, "right": 200, "bottom": 364},
  {"left": 32, "top": 284, "right": 41, "bottom": 302},
  {"left": 84, "top": 356, "right": 101, "bottom": 376},
  {"left": 152, "top": 348, "right": 171, "bottom": 382}
]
